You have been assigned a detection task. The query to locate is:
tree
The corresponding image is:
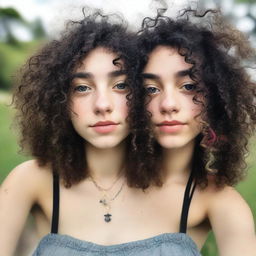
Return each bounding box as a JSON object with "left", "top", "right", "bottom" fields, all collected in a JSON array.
[{"left": 0, "top": 7, "right": 25, "bottom": 45}]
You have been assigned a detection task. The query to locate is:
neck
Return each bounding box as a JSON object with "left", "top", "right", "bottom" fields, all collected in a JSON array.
[
  {"left": 161, "top": 140, "right": 195, "bottom": 182},
  {"left": 85, "top": 141, "right": 126, "bottom": 183}
]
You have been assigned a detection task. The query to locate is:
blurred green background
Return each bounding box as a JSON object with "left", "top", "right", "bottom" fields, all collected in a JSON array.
[{"left": 0, "top": 0, "right": 256, "bottom": 255}]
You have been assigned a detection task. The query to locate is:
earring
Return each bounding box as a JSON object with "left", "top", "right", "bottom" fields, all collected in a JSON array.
[{"left": 205, "top": 127, "right": 217, "bottom": 146}]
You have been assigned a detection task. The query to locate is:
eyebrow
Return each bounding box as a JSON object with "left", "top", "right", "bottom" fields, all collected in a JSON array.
[
  {"left": 108, "top": 70, "right": 127, "bottom": 77},
  {"left": 71, "top": 70, "right": 127, "bottom": 81},
  {"left": 141, "top": 73, "right": 161, "bottom": 81},
  {"left": 71, "top": 72, "right": 93, "bottom": 80},
  {"left": 141, "top": 68, "right": 192, "bottom": 81},
  {"left": 175, "top": 68, "right": 192, "bottom": 78}
]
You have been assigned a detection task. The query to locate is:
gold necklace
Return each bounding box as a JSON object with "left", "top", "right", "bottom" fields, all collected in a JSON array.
[
  {"left": 90, "top": 176, "right": 125, "bottom": 223},
  {"left": 90, "top": 174, "right": 121, "bottom": 192}
]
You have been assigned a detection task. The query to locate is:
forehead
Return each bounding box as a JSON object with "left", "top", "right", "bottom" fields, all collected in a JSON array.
[
  {"left": 75, "top": 47, "right": 123, "bottom": 73},
  {"left": 143, "top": 46, "right": 192, "bottom": 75}
]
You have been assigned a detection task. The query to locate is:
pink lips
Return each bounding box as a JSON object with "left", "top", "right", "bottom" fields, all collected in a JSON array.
[
  {"left": 156, "top": 120, "right": 185, "bottom": 133},
  {"left": 90, "top": 121, "right": 119, "bottom": 134}
]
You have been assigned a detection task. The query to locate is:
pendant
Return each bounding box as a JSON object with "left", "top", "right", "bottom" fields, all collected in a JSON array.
[
  {"left": 99, "top": 199, "right": 108, "bottom": 206},
  {"left": 104, "top": 213, "right": 112, "bottom": 222}
]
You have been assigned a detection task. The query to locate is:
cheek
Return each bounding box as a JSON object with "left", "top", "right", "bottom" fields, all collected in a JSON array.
[
  {"left": 70, "top": 98, "right": 89, "bottom": 118},
  {"left": 115, "top": 94, "right": 129, "bottom": 117},
  {"left": 190, "top": 104, "right": 203, "bottom": 132},
  {"left": 184, "top": 95, "right": 202, "bottom": 116},
  {"left": 191, "top": 105, "right": 202, "bottom": 117},
  {"left": 146, "top": 97, "right": 157, "bottom": 116}
]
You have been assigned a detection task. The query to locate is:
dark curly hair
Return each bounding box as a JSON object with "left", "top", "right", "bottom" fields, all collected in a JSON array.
[
  {"left": 13, "top": 9, "right": 158, "bottom": 188},
  {"left": 135, "top": 8, "right": 256, "bottom": 188}
]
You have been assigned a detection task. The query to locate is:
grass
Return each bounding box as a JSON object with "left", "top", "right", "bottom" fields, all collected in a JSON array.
[
  {"left": 0, "top": 92, "right": 255, "bottom": 255},
  {"left": 0, "top": 92, "right": 29, "bottom": 182}
]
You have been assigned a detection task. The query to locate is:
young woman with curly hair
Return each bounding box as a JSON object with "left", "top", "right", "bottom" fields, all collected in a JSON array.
[
  {"left": 134, "top": 8, "right": 256, "bottom": 256},
  {"left": 0, "top": 10, "right": 150, "bottom": 256}
]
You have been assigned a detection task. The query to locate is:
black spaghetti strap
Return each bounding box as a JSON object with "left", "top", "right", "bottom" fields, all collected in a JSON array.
[
  {"left": 51, "top": 173, "right": 60, "bottom": 234},
  {"left": 179, "top": 171, "right": 196, "bottom": 233}
]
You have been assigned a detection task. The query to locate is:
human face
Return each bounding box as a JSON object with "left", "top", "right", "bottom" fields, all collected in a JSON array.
[
  {"left": 70, "top": 47, "right": 129, "bottom": 149},
  {"left": 142, "top": 46, "right": 202, "bottom": 149}
]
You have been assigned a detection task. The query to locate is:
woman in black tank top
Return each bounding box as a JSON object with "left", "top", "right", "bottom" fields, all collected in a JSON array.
[{"left": 135, "top": 8, "right": 256, "bottom": 256}]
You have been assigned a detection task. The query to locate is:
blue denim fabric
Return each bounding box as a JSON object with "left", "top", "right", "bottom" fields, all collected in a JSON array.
[{"left": 32, "top": 232, "right": 201, "bottom": 256}]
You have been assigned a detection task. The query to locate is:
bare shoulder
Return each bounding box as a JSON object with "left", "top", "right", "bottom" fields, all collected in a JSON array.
[
  {"left": 0, "top": 160, "right": 53, "bottom": 255},
  {"left": 200, "top": 179, "right": 256, "bottom": 256},
  {"left": 0, "top": 159, "right": 52, "bottom": 201},
  {"left": 202, "top": 179, "right": 251, "bottom": 213},
  {"left": 3, "top": 159, "right": 51, "bottom": 177},
  {"left": 198, "top": 178, "right": 253, "bottom": 219}
]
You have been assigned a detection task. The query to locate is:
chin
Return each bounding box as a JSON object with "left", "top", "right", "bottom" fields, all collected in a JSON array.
[
  {"left": 86, "top": 137, "right": 128, "bottom": 149},
  {"left": 156, "top": 136, "right": 195, "bottom": 149},
  {"left": 158, "top": 141, "right": 185, "bottom": 149}
]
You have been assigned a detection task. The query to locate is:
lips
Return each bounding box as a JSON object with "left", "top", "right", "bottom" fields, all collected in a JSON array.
[
  {"left": 90, "top": 121, "right": 119, "bottom": 134},
  {"left": 91, "top": 121, "right": 119, "bottom": 127},
  {"left": 156, "top": 120, "right": 185, "bottom": 133},
  {"left": 158, "top": 120, "right": 185, "bottom": 126}
]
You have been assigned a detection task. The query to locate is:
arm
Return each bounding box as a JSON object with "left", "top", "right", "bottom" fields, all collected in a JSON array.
[
  {"left": 0, "top": 160, "right": 40, "bottom": 256},
  {"left": 208, "top": 186, "right": 256, "bottom": 256}
]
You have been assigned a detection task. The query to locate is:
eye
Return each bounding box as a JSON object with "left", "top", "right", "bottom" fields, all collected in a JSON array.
[
  {"left": 182, "top": 83, "right": 197, "bottom": 91},
  {"left": 113, "top": 82, "right": 129, "bottom": 90},
  {"left": 74, "top": 85, "right": 91, "bottom": 92},
  {"left": 145, "top": 86, "right": 160, "bottom": 95}
]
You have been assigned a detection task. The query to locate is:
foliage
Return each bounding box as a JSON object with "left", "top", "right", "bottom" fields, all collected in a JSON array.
[
  {"left": 0, "top": 7, "right": 24, "bottom": 21},
  {"left": 30, "top": 18, "right": 46, "bottom": 39},
  {"left": 0, "top": 96, "right": 28, "bottom": 183},
  {"left": 0, "top": 7, "right": 46, "bottom": 90},
  {"left": 0, "top": 40, "right": 44, "bottom": 90},
  {"left": 0, "top": 7, "right": 25, "bottom": 45}
]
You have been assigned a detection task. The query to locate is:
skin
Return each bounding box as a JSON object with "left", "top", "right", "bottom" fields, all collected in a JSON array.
[
  {"left": 142, "top": 45, "right": 256, "bottom": 256},
  {"left": 143, "top": 46, "right": 202, "bottom": 150},
  {"left": 70, "top": 47, "right": 130, "bottom": 150},
  {"left": 0, "top": 46, "right": 255, "bottom": 256}
]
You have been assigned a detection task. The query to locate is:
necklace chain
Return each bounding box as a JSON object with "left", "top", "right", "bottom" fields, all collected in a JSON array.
[
  {"left": 90, "top": 174, "right": 121, "bottom": 192},
  {"left": 109, "top": 180, "right": 125, "bottom": 201},
  {"left": 89, "top": 173, "right": 125, "bottom": 223}
]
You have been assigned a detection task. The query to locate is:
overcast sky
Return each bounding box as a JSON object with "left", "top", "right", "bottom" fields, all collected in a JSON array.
[
  {"left": 1, "top": 0, "right": 191, "bottom": 35},
  {"left": 1, "top": 0, "right": 256, "bottom": 44}
]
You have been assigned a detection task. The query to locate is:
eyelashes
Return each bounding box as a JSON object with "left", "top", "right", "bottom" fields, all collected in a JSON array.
[
  {"left": 144, "top": 83, "right": 197, "bottom": 95},
  {"left": 73, "top": 85, "right": 91, "bottom": 92},
  {"left": 181, "top": 83, "right": 197, "bottom": 91},
  {"left": 145, "top": 86, "right": 160, "bottom": 95},
  {"left": 113, "top": 82, "right": 129, "bottom": 91},
  {"left": 72, "top": 81, "right": 129, "bottom": 94}
]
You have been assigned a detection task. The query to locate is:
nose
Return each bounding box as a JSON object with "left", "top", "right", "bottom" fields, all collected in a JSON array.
[
  {"left": 159, "top": 89, "right": 180, "bottom": 114},
  {"left": 93, "top": 90, "right": 113, "bottom": 115}
]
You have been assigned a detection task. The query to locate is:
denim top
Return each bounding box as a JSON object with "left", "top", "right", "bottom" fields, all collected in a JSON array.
[{"left": 32, "top": 232, "right": 201, "bottom": 256}]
